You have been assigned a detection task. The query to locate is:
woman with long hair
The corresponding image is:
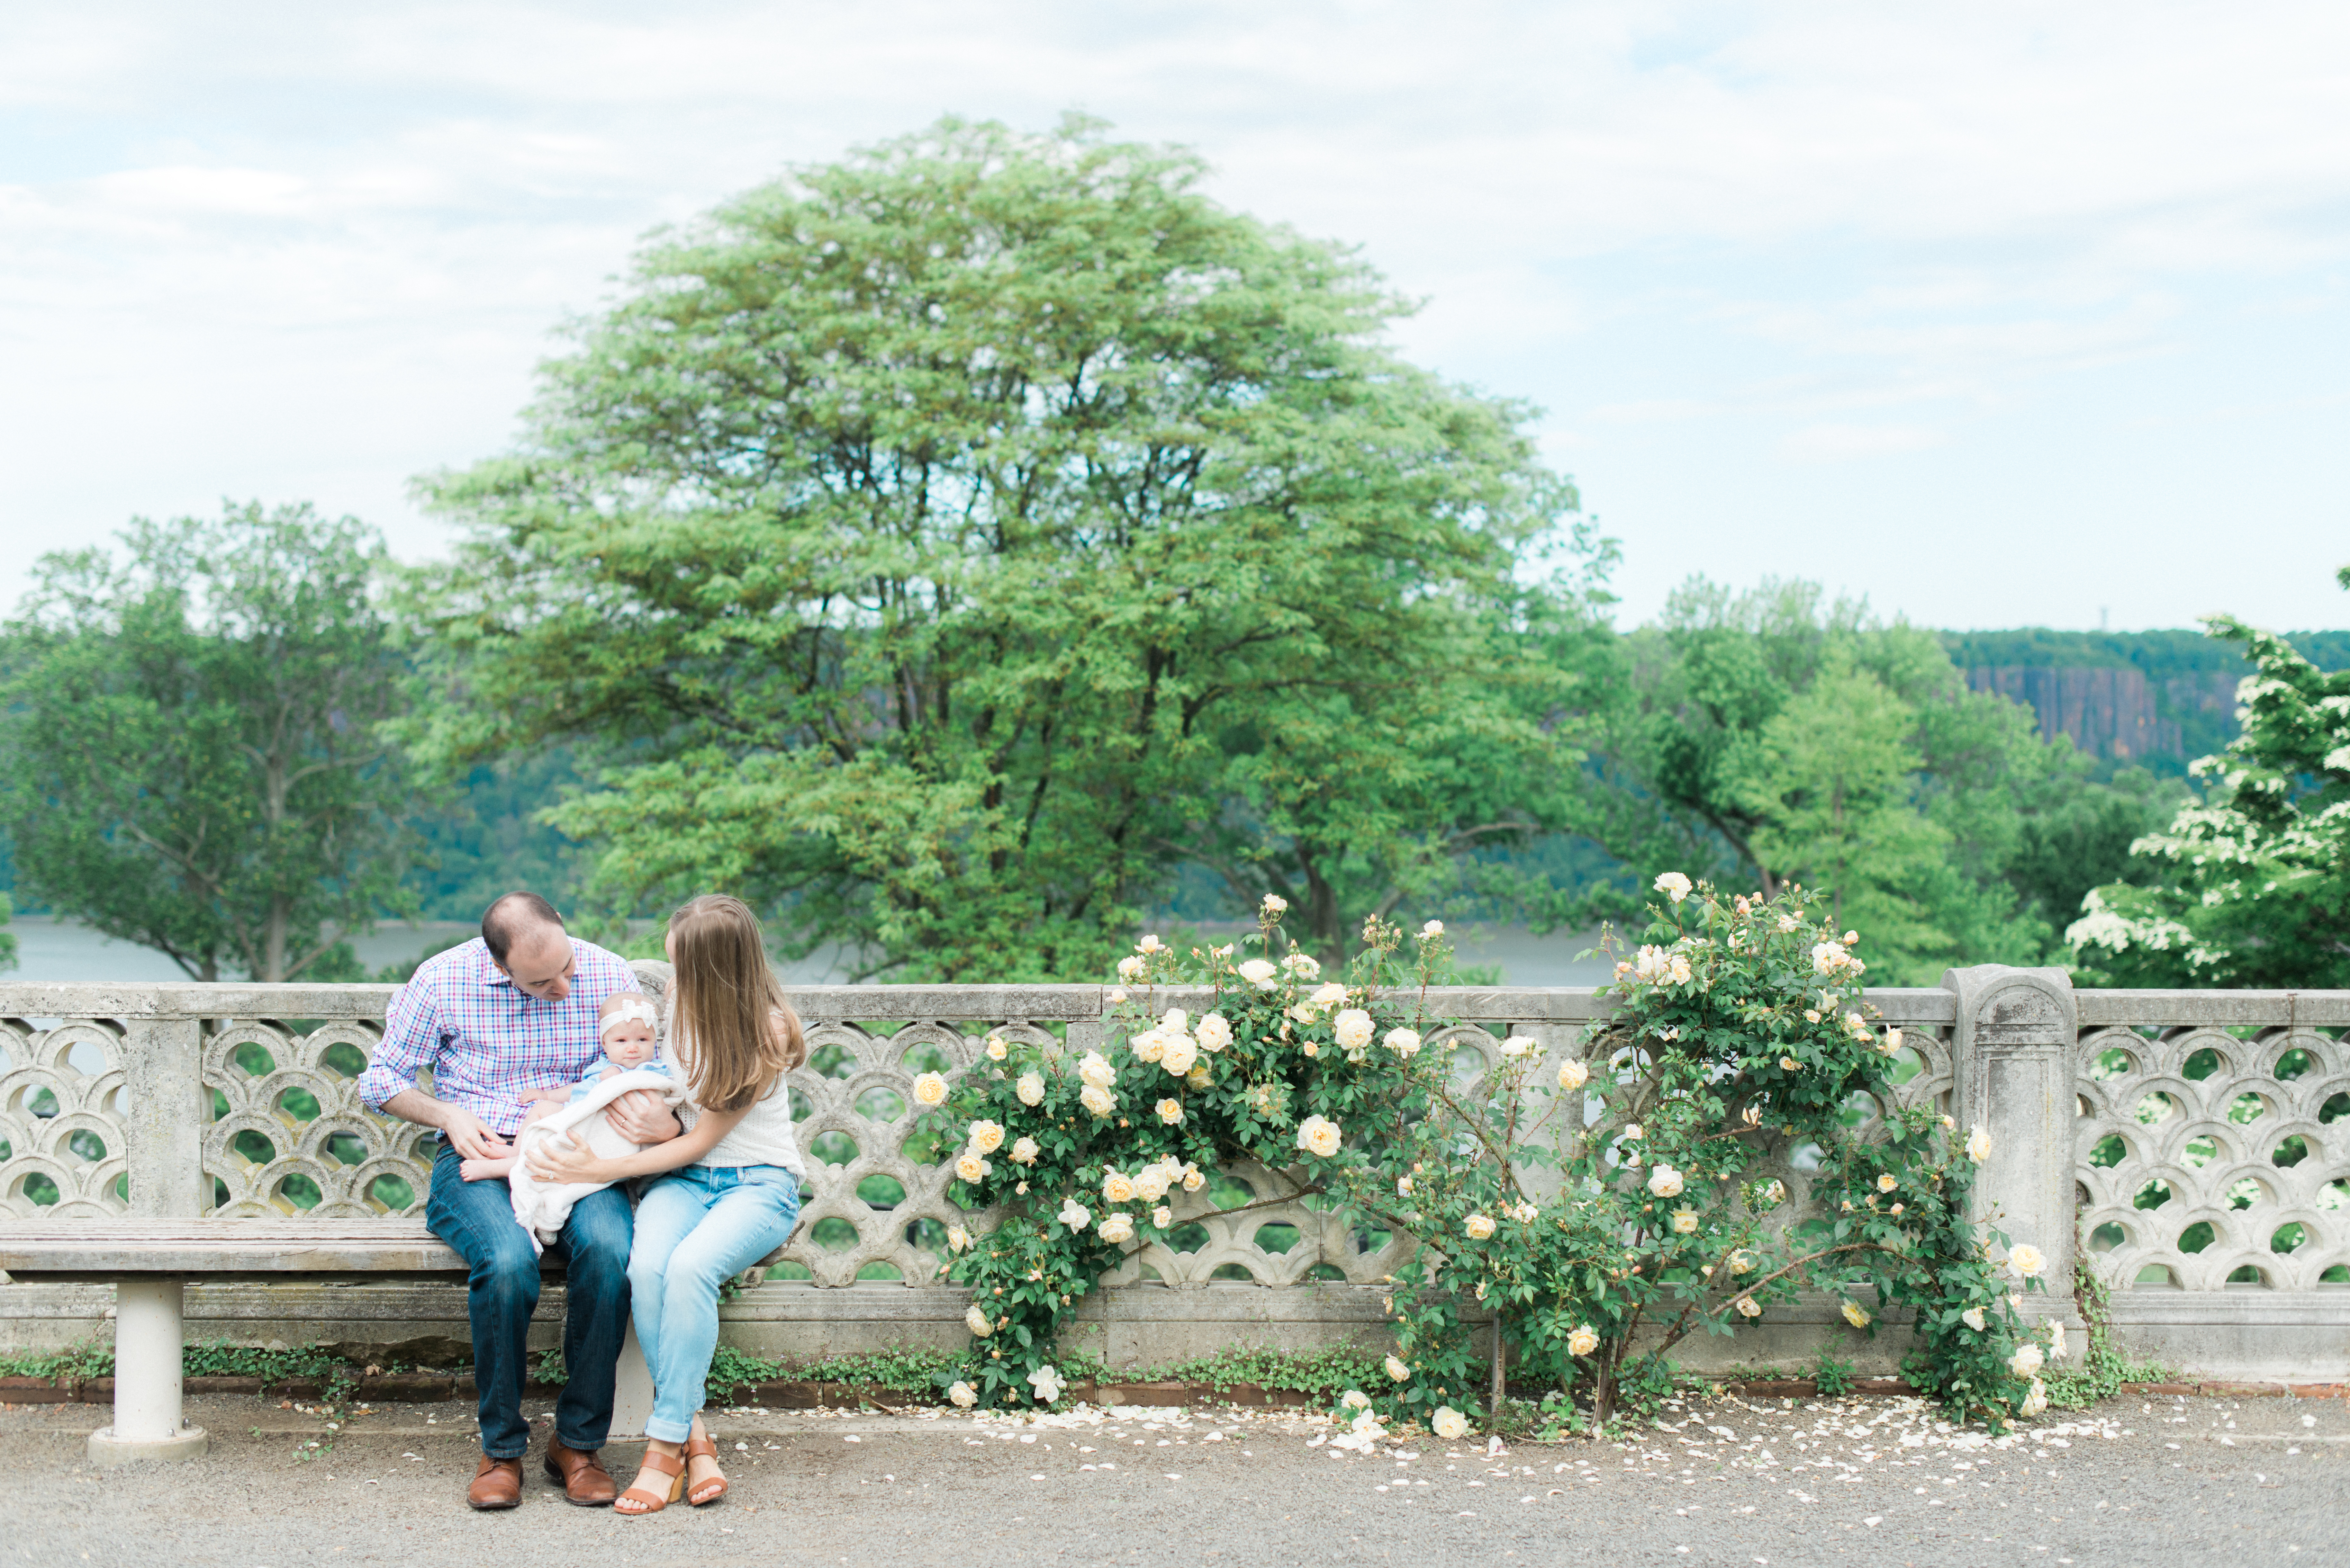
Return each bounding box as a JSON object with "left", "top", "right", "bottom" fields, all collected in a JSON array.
[{"left": 523, "top": 893, "right": 806, "bottom": 1514}]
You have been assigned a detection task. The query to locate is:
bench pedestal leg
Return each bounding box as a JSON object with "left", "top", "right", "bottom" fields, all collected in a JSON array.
[
  {"left": 89, "top": 1278, "right": 208, "bottom": 1465},
  {"left": 610, "top": 1320, "right": 655, "bottom": 1439}
]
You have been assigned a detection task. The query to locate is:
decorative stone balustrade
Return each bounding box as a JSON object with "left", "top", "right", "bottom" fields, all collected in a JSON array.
[{"left": 1, "top": 969, "right": 2343, "bottom": 1378}]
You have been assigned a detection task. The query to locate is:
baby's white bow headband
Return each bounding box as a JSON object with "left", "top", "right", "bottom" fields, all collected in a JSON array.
[{"left": 600, "top": 995, "right": 659, "bottom": 1036}]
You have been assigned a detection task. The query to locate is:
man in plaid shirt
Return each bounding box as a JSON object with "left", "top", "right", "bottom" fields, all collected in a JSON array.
[{"left": 362, "top": 891, "right": 680, "bottom": 1510}]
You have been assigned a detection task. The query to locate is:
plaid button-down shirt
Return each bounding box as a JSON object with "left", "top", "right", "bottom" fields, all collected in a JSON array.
[{"left": 359, "top": 936, "right": 641, "bottom": 1138}]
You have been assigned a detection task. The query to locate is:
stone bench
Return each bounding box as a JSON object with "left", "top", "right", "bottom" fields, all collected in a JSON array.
[{"left": 0, "top": 1218, "right": 778, "bottom": 1465}]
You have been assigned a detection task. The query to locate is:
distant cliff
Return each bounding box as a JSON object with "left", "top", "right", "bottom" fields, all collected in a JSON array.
[{"left": 1944, "top": 629, "right": 2350, "bottom": 773}]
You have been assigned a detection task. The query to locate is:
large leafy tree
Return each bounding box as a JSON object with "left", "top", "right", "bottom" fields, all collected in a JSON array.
[
  {"left": 2070, "top": 600, "right": 2350, "bottom": 988},
  {"left": 401, "top": 117, "right": 1604, "bottom": 981},
  {"left": 0, "top": 503, "right": 413, "bottom": 981}
]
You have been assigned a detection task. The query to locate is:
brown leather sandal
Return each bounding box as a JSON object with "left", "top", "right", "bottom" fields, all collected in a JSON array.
[
  {"left": 682, "top": 1429, "right": 729, "bottom": 1505},
  {"left": 615, "top": 1448, "right": 686, "bottom": 1516}
]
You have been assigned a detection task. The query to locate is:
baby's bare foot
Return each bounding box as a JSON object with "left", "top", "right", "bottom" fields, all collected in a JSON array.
[{"left": 458, "top": 1158, "right": 509, "bottom": 1182}]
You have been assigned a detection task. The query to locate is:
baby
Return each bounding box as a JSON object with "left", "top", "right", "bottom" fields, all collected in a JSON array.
[
  {"left": 458, "top": 991, "right": 670, "bottom": 1183},
  {"left": 467, "top": 991, "right": 684, "bottom": 1253}
]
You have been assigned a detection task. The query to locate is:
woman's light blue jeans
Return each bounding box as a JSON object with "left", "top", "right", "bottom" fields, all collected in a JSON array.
[{"left": 628, "top": 1163, "right": 801, "bottom": 1443}]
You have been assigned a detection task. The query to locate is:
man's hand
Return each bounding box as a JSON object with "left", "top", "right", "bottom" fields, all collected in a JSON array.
[
  {"left": 606, "top": 1089, "right": 682, "bottom": 1145},
  {"left": 440, "top": 1107, "right": 514, "bottom": 1163}
]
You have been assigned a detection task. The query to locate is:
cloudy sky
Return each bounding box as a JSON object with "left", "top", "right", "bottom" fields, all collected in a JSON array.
[{"left": 3, "top": 1, "right": 2345, "bottom": 631}]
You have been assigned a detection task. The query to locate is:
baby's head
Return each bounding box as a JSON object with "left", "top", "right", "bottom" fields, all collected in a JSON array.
[{"left": 598, "top": 991, "right": 659, "bottom": 1070}]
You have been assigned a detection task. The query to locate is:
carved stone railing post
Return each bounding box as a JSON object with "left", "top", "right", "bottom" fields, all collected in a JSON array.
[
  {"left": 1942, "top": 964, "right": 2078, "bottom": 1311},
  {"left": 119, "top": 1016, "right": 208, "bottom": 1219}
]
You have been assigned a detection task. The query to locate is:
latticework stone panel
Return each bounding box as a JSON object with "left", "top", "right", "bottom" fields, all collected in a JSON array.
[
  {"left": 203, "top": 1017, "right": 431, "bottom": 1217},
  {"left": 2075, "top": 1024, "right": 2350, "bottom": 1292},
  {"left": 0, "top": 1019, "right": 130, "bottom": 1218}
]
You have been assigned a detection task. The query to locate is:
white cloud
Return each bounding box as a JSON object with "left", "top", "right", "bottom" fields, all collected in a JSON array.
[{"left": 2, "top": 0, "right": 2347, "bottom": 630}]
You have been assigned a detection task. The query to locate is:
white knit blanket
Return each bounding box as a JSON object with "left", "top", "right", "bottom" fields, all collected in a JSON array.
[{"left": 506, "top": 1066, "right": 684, "bottom": 1253}]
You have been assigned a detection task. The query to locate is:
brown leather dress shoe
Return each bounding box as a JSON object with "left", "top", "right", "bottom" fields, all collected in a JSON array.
[
  {"left": 544, "top": 1440, "right": 619, "bottom": 1506},
  {"left": 468, "top": 1455, "right": 524, "bottom": 1510}
]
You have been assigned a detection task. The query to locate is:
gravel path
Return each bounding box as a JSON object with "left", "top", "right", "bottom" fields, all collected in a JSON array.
[{"left": 11, "top": 1389, "right": 2344, "bottom": 1566}]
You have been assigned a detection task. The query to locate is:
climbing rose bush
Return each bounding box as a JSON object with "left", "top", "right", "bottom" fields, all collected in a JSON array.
[{"left": 924, "top": 883, "right": 2059, "bottom": 1431}]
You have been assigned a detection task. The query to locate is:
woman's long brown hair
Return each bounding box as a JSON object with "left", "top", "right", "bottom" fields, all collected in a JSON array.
[{"left": 666, "top": 894, "right": 805, "bottom": 1112}]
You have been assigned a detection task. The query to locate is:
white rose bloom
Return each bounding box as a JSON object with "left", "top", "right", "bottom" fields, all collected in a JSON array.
[
  {"left": 1670, "top": 1209, "right": 1698, "bottom": 1235},
  {"left": 1182, "top": 1167, "right": 1206, "bottom": 1192},
  {"left": 1384, "top": 1027, "right": 1423, "bottom": 1058},
  {"left": 1310, "top": 982, "right": 1349, "bottom": 1007},
  {"left": 1668, "top": 954, "right": 1693, "bottom": 986},
  {"left": 1966, "top": 1125, "right": 1992, "bottom": 1162},
  {"left": 1261, "top": 893, "right": 1288, "bottom": 916},
  {"left": 1153, "top": 1205, "right": 1173, "bottom": 1229},
  {"left": 1842, "top": 1300, "right": 1871, "bottom": 1329},
  {"left": 1653, "top": 872, "right": 1692, "bottom": 903},
  {"left": 1386, "top": 1355, "right": 1411, "bottom": 1382},
  {"left": 1028, "top": 1364, "right": 1065, "bottom": 1404},
  {"left": 1728, "top": 1250, "right": 1754, "bottom": 1274},
  {"left": 1464, "top": 1213, "right": 1497, "bottom": 1241},
  {"left": 1567, "top": 1325, "right": 1599, "bottom": 1357},
  {"left": 1960, "top": 1306, "right": 1986, "bottom": 1331},
  {"left": 1334, "top": 1009, "right": 1375, "bottom": 1051},
  {"left": 947, "top": 1224, "right": 971, "bottom": 1253},
  {"left": 1397, "top": 1174, "right": 1414, "bottom": 1196},
  {"left": 1117, "top": 955, "right": 1146, "bottom": 981},
  {"left": 1102, "top": 1170, "right": 1138, "bottom": 1204},
  {"left": 948, "top": 1380, "right": 977, "bottom": 1408},
  {"left": 1647, "top": 1165, "right": 1684, "bottom": 1199},
  {"left": 1079, "top": 1083, "right": 1116, "bottom": 1117},
  {"left": 968, "top": 1120, "right": 1006, "bottom": 1154},
  {"left": 1195, "top": 1014, "right": 1233, "bottom": 1052},
  {"left": 985, "top": 1035, "right": 1009, "bottom": 1061},
  {"left": 1735, "top": 1296, "right": 1761, "bottom": 1319},
  {"left": 1161, "top": 1035, "right": 1198, "bottom": 1076},
  {"left": 965, "top": 1305, "right": 994, "bottom": 1337},
  {"left": 2009, "top": 1344, "right": 2044, "bottom": 1377},
  {"left": 2007, "top": 1244, "right": 2046, "bottom": 1279},
  {"left": 1156, "top": 1097, "right": 1184, "bottom": 1125},
  {"left": 913, "top": 1072, "right": 950, "bottom": 1107},
  {"left": 2047, "top": 1322, "right": 2067, "bottom": 1358},
  {"left": 1341, "top": 1389, "right": 1371, "bottom": 1411},
  {"left": 1295, "top": 1115, "right": 1342, "bottom": 1158},
  {"left": 1079, "top": 1052, "right": 1117, "bottom": 1088},
  {"left": 1421, "top": 920, "right": 1444, "bottom": 938},
  {"left": 2020, "top": 1378, "right": 2048, "bottom": 1418},
  {"left": 953, "top": 1152, "right": 991, "bottom": 1184},
  {"left": 1098, "top": 1212, "right": 1136, "bottom": 1244},
  {"left": 1762, "top": 1180, "right": 1786, "bottom": 1206},
  {"left": 1057, "top": 1198, "right": 1091, "bottom": 1232},
  {"left": 1622, "top": 1123, "right": 1643, "bottom": 1141},
  {"left": 1016, "top": 1072, "right": 1046, "bottom": 1107},
  {"left": 1431, "top": 1406, "right": 1469, "bottom": 1441},
  {"left": 1131, "top": 1029, "right": 1168, "bottom": 1064},
  {"left": 1238, "top": 958, "right": 1279, "bottom": 991},
  {"left": 1502, "top": 1035, "right": 1537, "bottom": 1058},
  {"left": 1282, "top": 952, "right": 1321, "bottom": 980},
  {"left": 1557, "top": 1057, "right": 1588, "bottom": 1089},
  {"left": 1876, "top": 1173, "right": 1898, "bottom": 1194},
  {"left": 1107, "top": 987, "right": 1127, "bottom": 1004},
  {"left": 1137, "top": 934, "right": 1166, "bottom": 955},
  {"left": 1010, "top": 1136, "right": 1040, "bottom": 1166},
  {"left": 1158, "top": 1008, "right": 1188, "bottom": 1033},
  {"left": 1187, "top": 1063, "right": 1213, "bottom": 1089}
]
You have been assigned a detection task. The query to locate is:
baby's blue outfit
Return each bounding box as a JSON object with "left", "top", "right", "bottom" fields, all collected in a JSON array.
[{"left": 566, "top": 1058, "right": 672, "bottom": 1104}]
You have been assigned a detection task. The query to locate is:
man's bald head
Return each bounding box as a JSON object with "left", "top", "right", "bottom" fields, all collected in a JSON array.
[{"left": 482, "top": 892, "right": 575, "bottom": 999}]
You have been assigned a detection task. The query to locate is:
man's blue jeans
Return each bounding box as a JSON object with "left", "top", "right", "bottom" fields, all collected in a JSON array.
[
  {"left": 425, "top": 1145, "right": 633, "bottom": 1459},
  {"left": 628, "top": 1164, "right": 801, "bottom": 1443}
]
